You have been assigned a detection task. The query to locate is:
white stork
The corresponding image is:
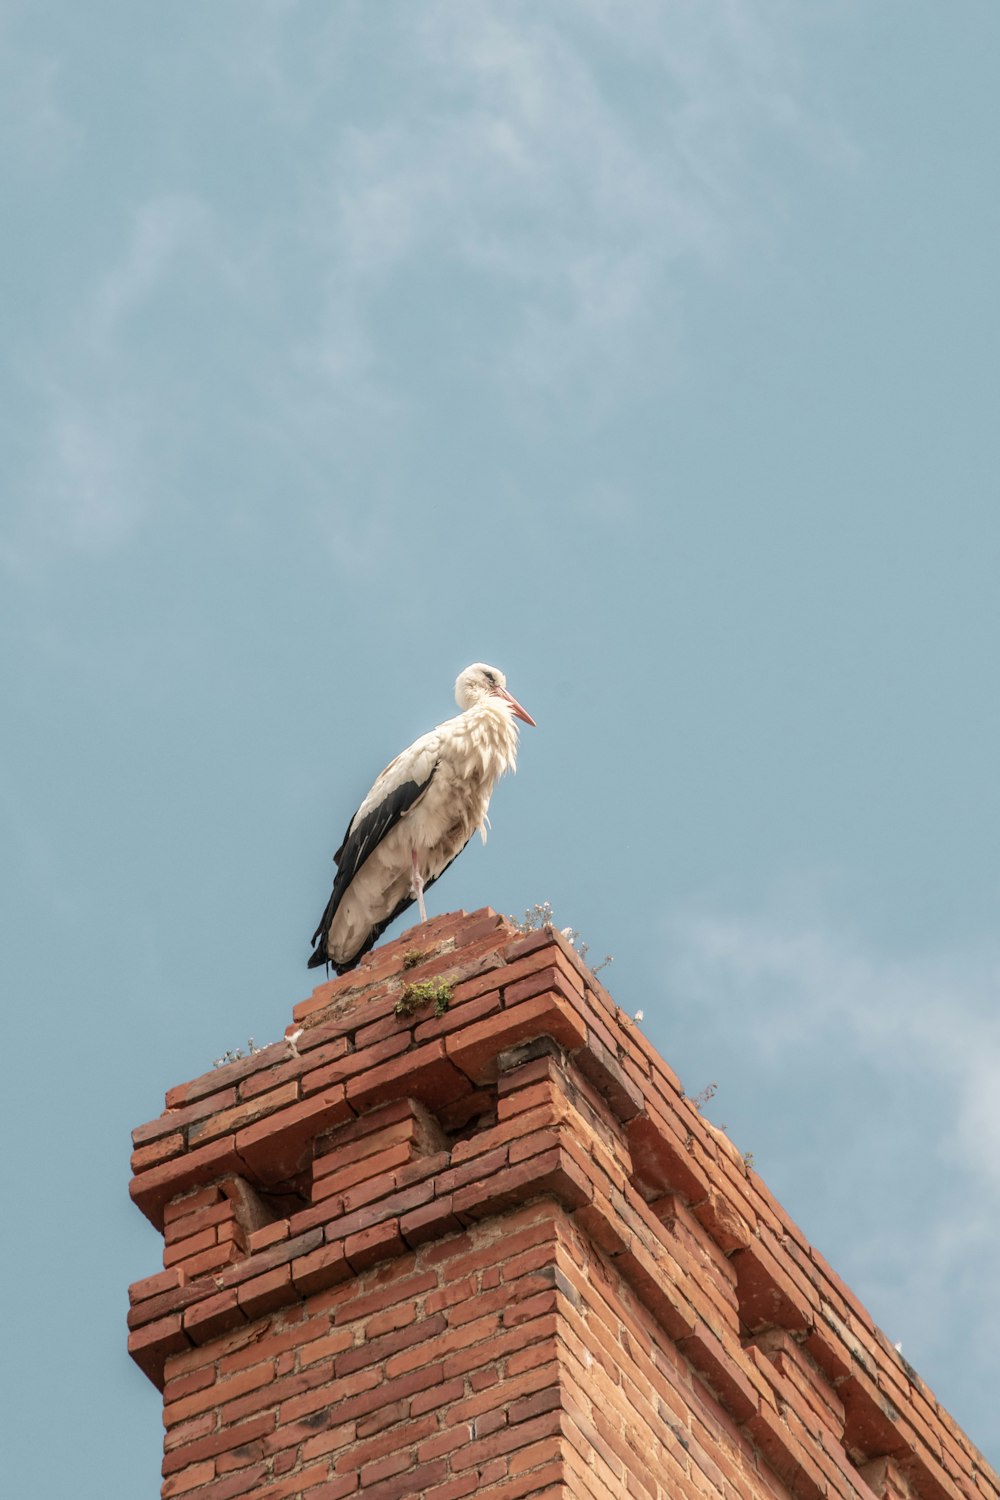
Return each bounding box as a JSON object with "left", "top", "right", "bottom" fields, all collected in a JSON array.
[{"left": 308, "top": 663, "right": 535, "bottom": 974}]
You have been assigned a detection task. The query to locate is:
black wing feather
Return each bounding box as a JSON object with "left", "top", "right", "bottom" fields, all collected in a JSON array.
[
  {"left": 312, "top": 829, "right": 474, "bottom": 974},
  {"left": 308, "top": 766, "right": 437, "bottom": 970}
]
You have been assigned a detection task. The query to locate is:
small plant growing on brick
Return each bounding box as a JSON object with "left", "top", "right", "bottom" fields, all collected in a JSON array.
[
  {"left": 689, "top": 1081, "right": 718, "bottom": 1112},
  {"left": 402, "top": 948, "right": 432, "bottom": 970},
  {"left": 212, "top": 1037, "right": 269, "bottom": 1069},
  {"left": 510, "top": 901, "right": 613, "bottom": 975},
  {"left": 394, "top": 979, "right": 453, "bottom": 1018},
  {"left": 512, "top": 900, "right": 558, "bottom": 933}
]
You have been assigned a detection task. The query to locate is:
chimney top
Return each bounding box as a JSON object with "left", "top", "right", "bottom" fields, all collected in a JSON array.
[{"left": 129, "top": 907, "right": 998, "bottom": 1500}]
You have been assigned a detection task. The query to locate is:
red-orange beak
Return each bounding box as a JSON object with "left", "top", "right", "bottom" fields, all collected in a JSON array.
[
  {"left": 497, "top": 687, "right": 536, "bottom": 726},
  {"left": 497, "top": 686, "right": 536, "bottom": 726}
]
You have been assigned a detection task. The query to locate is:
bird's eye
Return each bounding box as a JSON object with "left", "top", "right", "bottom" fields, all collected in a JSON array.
[{"left": 484, "top": 671, "right": 497, "bottom": 686}]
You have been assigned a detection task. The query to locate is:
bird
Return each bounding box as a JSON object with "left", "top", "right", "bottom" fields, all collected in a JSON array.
[{"left": 308, "top": 663, "right": 536, "bottom": 974}]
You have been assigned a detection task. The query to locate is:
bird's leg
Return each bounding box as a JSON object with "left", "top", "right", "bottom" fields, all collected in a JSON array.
[{"left": 410, "top": 848, "right": 427, "bottom": 924}]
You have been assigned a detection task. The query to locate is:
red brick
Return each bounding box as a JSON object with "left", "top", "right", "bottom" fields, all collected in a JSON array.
[
  {"left": 340, "top": 1160, "right": 438, "bottom": 1217},
  {"left": 180, "top": 1287, "right": 246, "bottom": 1350},
  {"left": 228, "top": 1363, "right": 333, "bottom": 1427},
  {"left": 417, "top": 1423, "right": 473, "bottom": 1463},
  {"left": 292, "top": 928, "right": 434, "bottom": 1023},
  {"left": 502, "top": 961, "right": 585, "bottom": 1008},
  {"left": 129, "top": 1265, "right": 184, "bottom": 1305},
  {"left": 239, "top": 1035, "right": 349, "bottom": 1100},
  {"left": 452, "top": 1146, "right": 591, "bottom": 1221},
  {"left": 458, "top": 1311, "right": 552, "bottom": 1374},
  {"left": 363, "top": 1299, "right": 417, "bottom": 1339},
  {"left": 248, "top": 1220, "right": 290, "bottom": 1253},
  {"left": 163, "top": 1183, "right": 226, "bottom": 1225},
  {"left": 421, "top": 1477, "right": 480, "bottom": 1500},
  {"left": 128, "top": 1314, "right": 190, "bottom": 1390},
  {"left": 451, "top": 1410, "right": 564, "bottom": 1471},
  {"left": 295, "top": 1478, "right": 358, "bottom": 1500},
  {"left": 690, "top": 1184, "right": 754, "bottom": 1253},
  {"left": 161, "top": 1414, "right": 276, "bottom": 1477},
  {"left": 267, "top": 1411, "right": 353, "bottom": 1461},
  {"left": 181, "top": 1046, "right": 292, "bottom": 1102},
  {"left": 574, "top": 1032, "right": 644, "bottom": 1122},
  {"left": 361, "top": 1453, "right": 411, "bottom": 1487},
  {"left": 458, "top": 946, "right": 568, "bottom": 1004},
  {"left": 219, "top": 1226, "right": 322, "bottom": 1289},
  {"left": 134, "top": 1088, "right": 238, "bottom": 1147},
  {"left": 346, "top": 1038, "right": 471, "bottom": 1113},
  {"left": 359, "top": 1458, "right": 449, "bottom": 1500},
  {"left": 165, "top": 1356, "right": 274, "bottom": 1427},
  {"left": 410, "top": 1376, "right": 465, "bottom": 1416},
  {"left": 173, "top": 1240, "right": 242, "bottom": 1278},
  {"left": 188, "top": 1080, "right": 301, "bottom": 1147},
  {"left": 447, "top": 992, "right": 588, "bottom": 1084},
  {"left": 318, "top": 1096, "right": 424, "bottom": 1148},
  {"left": 452, "top": 1366, "right": 560, "bottom": 1431},
  {"left": 165, "top": 1198, "right": 236, "bottom": 1242},
  {"left": 354, "top": 1027, "right": 415, "bottom": 1066},
  {"left": 430, "top": 1208, "right": 559, "bottom": 1276},
  {"left": 313, "top": 1139, "right": 415, "bottom": 1201},
  {"left": 502, "top": 928, "right": 563, "bottom": 964},
  {"left": 230, "top": 1464, "right": 308, "bottom": 1500},
  {"left": 413, "top": 985, "right": 504, "bottom": 1043},
  {"left": 130, "top": 1134, "right": 244, "bottom": 1230},
  {"left": 301, "top": 1032, "right": 412, "bottom": 1099},
  {"left": 236, "top": 1086, "right": 354, "bottom": 1183},
  {"left": 496, "top": 1067, "right": 563, "bottom": 1118},
  {"left": 163, "top": 1411, "right": 216, "bottom": 1452},
  {"left": 164, "top": 1225, "right": 218, "bottom": 1267},
  {"left": 162, "top": 1459, "right": 215, "bottom": 1495},
  {"left": 400, "top": 1194, "right": 462, "bottom": 1248},
  {"left": 731, "top": 1231, "right": 814, "bottom": 1334},
  {"left": 162, "top": 1363, "right": 216, "bottom": 1406},
  {"left": 131, "top": 1132, "right": 186, "bottom": 1172},
  {"left": 237, "top": 1264, "right": 297, "bottom": 1320},
  {"left": 461, "top": 1463, "right": 564, "bottom": 1498},
  {"left": 214, "top": 1441, "right": 267, "bottom": 1476},
  {"left": 436, "top": 1145, "right": 509, "bottom": 1194},
  {"left": 337, "top": 1313, "right": 444, "bottom": 1377},
  {"left": 626, "top": 1108, "right": 710, "bottom": 1205},
  {"left": 283, "top": 1364, "right": 437, "bottom": 1429},
  {"left": 322, "top": 1265, "right": 435, "bottom": 1323},
  {"left": 345, "top": 1218, "right": 406, "bottom": 1271},
  {"left": 313, "top": 1127, "right": 412, "bottom": 1186},
  {"left": 292, "top": 1239, "right": 351, "bottom": 1297}
]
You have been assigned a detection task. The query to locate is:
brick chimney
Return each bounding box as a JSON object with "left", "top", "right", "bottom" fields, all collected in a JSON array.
[{"left": 129, "top": 908, "right": 998, "bottom": 1500}]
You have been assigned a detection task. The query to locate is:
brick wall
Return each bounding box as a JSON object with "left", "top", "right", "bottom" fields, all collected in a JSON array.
[{"left": 128, "top": 908, "right": 999, "bottom": 1500}]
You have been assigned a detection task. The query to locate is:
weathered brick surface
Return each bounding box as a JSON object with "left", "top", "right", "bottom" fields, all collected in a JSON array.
[{"left": 129, "top": 907, "right": 998, "bottom": 1500}]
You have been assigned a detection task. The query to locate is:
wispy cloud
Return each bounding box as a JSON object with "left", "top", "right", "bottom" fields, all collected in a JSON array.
[
  {"left": 3, "top": 193, "right": 229, "bottom": 571},
  {"left": 87, "top": 195, "right": 217, "bottom": 352},
  {"left": 0, "top": 12, "right": 78, "bottom": 171},
  {"left": 33, "top": 393, "right": 147, "bottom": 555},
  {"left": 3, "top": 1, "right": 847, "bottom": 576},
  {"left": 263, "top": 0, "right": 845, "bottom": 399},
  {"left": 664, "top": 906, "right": 1000, "bottom": 1191}
]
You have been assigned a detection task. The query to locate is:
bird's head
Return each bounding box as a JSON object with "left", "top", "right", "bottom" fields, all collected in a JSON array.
[{"left": 454, "top": 663, "right": 536, "bottom": 726}]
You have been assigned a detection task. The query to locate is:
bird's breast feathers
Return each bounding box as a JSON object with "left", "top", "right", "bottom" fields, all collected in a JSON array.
[{"left": 345, "top": 700, "right": 519, "bottom": 846}]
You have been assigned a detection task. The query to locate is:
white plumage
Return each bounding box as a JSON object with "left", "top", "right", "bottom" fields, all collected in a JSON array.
[{"left": 309, "top": 663, "right": 535, "bottom": 973}]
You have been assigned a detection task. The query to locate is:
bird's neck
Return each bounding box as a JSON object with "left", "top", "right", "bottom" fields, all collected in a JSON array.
[{"left": 461, "top": 698, "right": 520, "bottom": 777}]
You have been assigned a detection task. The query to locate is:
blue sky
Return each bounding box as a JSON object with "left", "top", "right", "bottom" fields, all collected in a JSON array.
[{"left": 3, "top": 2, "right": 999, "bottom": 1489}]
